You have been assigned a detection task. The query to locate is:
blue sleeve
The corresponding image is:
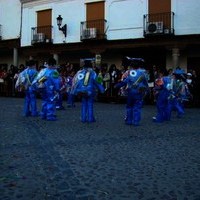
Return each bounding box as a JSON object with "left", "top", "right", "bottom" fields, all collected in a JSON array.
[
  {"left": 143, "top": 76, "right": 149, "bottom": 88},
  {"left": 94, "top": 80, "right": 105, "bottom": 93},
  {"left": 53, "top": 77, "right": 61, "bottom": 91},
  {"left": 115, "top": 81, "right": 127, "bottom": 89}
]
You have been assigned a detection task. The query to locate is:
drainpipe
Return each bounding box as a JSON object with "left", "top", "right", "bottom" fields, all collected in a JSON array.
[{"left": 19, "top": 1, "right": 23, "bottom": 40}]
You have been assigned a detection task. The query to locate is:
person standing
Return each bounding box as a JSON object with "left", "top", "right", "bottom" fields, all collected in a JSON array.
[
  {"left": 55, "top": 69, "right": 66, "bottom": 110},
  {"left": 32, "top": 58, "right": 60, "bottom": 121},
  {"left": 15, "top": 60, "right": 38, "bottom": 117},
  {"left": 66, "top": 70, "right": 76, "bottom": 108},
  {"left": 169, "top": 70, "right": 187, "bottom": 118},
  {"left": 115, "top": 57, "right": 149, "bottom": 126},
  {"left": 108, "top": 64, "right": 118, "bottom": 98},
  {"left": 71, "top": 59, "right": 105, "bottom": 123},
  {"left": 191, "top": 70, "right": 200, "bottom": 107},
  {"left": 152, "top": 69, "right": 172, "bottom": 122}
]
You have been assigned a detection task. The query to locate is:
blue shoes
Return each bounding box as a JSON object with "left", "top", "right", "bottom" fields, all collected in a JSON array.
[{"left": 125, "top": 121, "right": 140, "bottom": 126}]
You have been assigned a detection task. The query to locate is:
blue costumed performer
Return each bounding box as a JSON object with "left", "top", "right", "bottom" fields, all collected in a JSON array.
[
  {"left": 115, "top": 57, "right": 149, "bottom": 126},
  {"left": 152, "top": 70, "right": 173, "bottom": 122},
  {"left": 32, "top": 58, "right": 60, "bottom": 121},
  {"left": 15, "top": 59, "right": 38, "bottom": 117},
  {"left": 71, "top": 58, "right": 105, "bottom": 123},
  {"left": 167, "top": 69, "right": 186, "bottom": 119}
]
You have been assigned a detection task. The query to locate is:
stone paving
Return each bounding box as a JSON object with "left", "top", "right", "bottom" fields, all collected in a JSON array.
[{"left": 0, "top": 97, "right": 200, "bottom": 200}]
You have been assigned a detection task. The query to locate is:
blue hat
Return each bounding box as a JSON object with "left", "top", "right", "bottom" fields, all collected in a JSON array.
[
  {"left": 123, "top": 57, "right": 145, "bottom": 68},
  {"left": 82, "top": 58, "right": 95, "bottom": 68},
  {"left": 173, "top": 68, "right": 185, "bottom": 75},
  {"left": 126, "top": 57, "right": 144, "bottom": 63}
]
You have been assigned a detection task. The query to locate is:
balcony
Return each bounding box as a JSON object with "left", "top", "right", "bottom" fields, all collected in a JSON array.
[
  {"left": 80, "top": 19, "right": 107, "bottom": 41},
  {"left": 0, "top": 25, "right": 2, "bottom": 40},
  {"left": 31, "top": 26, "right": 53, "bottom": 45},
  {"left": 143, "top": 12, "right": 175, "bottom": 37}
]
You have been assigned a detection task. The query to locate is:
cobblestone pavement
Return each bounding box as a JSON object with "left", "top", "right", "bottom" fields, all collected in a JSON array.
[{"left": 0, "top": 97, "right": 200, "bottom": 200}]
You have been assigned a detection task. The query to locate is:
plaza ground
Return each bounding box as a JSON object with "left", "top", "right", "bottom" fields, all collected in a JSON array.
[{"left": 0, "top": 97, "right": 200, "bottom": 200}]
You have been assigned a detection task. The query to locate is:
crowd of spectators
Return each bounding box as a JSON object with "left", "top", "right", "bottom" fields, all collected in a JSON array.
[
  {"left": 0, "top": 62, "right": 200, "bottom": 107},
  {"left": 0, "top": 64, "right": 25, "bottom": 97}
]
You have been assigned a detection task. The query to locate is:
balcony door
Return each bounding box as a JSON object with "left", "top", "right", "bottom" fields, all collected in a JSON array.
[
  {"left": 37, "top": 9, "right": 52, "bottom": 40},
  {"left": 86, "top": 1, "right": 105, "bottom": 37},
  {"left": 149, "top": 0, "right": 171, "bottom": 14},
  {"left": 148, "top": 0, "right": 171, "bottom": 28}
]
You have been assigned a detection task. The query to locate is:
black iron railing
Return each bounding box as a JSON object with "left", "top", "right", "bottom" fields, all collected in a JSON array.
[
  {"left": 31, "top": 25, "right": 53, "bottom": 44},
  {"left": 144, "top": 12, "right": 175, "bottom": 36},
  {"left": 80, "top": 19, "right": 107, "bottom": 40}
]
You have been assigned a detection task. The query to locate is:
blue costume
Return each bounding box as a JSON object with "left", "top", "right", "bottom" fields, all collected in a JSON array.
[
  {"left": 15, "top": 60, "right": 38, "bottom": 117},
  {"left": 66, "top": 73, "right": 75, "bottom": 107},
  {"left": 55, "top": 75, "right": 66, "bottom": 110},
  {"left": 32, "top": 58, "right": 60, "bottom": 121},
  {"left": 168, "top": 70, "right": 187, "bottom": 118},
  {"left": 153, "top": 75, "right": 172, "bottom": 122},
  {"left": 115, "top": 57, "right": 149, "bottom": 126},
  {"left": 72, "top": 59, "right": 105, "bottom": 123}
]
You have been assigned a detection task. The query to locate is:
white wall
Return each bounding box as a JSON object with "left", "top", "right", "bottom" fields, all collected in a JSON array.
[
  {"left": 106, "top": 0, "right": 200, "bottom": 39},
  {"left": 20, "top": 0, "right": 200, "bottom": 47},
  {"left": 20, "top": 0, "right": 148, "bottom": 46},
  {"left": 106, "top": 0, "right": 147, "bottom": 40},
  {"left": 21, "top": 0, "right": 85, "bottom": 46},
  {"left": 172, "top": 0, "right": 200, "bottom": 35},
  {"left": 0, "top": 0, "right": 21, "bottom": 40},
  {"left": 53, "top": 0, "right": 85, "bottom": 43}
]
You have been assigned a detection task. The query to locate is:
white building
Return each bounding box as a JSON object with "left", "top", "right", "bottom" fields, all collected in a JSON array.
[
  {"left": 0, "top": 0, "right": 21, "bottom": 67},
  {"left": 0, "top": 0, "right": 200, "bottom": 74}
]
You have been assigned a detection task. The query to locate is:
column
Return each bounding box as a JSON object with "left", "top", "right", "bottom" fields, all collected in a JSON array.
[
  {"left": 95, "top": 53, "right": 101, "bottom": 69},
  {"left": 13, "top": 48, "right": 18, "bottom": 67},
  {"left": 172, "top": 48, "right": 180, "bottom": 69},
  {"left": 53, "top": 53, "right": 59, "bottom": 65},
  {"left": 29, "top": 56, "right": 33, "bottom": 60},
  {"left": 13, "top": 48, "right": 18, "bottom": 96}
]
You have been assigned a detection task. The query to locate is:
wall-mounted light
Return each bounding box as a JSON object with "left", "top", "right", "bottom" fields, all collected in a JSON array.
[{"left": 56, "top": 15, "right": 67, "bottom": 37}]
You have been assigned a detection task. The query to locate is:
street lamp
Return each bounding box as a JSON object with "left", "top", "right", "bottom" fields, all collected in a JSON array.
[{"left": 56, "top": 15, "right": 67, "bottom": 37}]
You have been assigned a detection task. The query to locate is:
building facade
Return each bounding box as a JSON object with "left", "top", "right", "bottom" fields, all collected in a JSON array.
[{"left": 0, "top": 0, "right": 200, "bottom": 74}]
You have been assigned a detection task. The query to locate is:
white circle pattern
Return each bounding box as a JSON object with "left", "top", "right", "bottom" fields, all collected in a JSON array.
[
  {"left": 77, "top": 73, "right": 84, "bottom": 80},
  {"left": 129, "top": 70, "right": 137, "bottom": 77}
]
